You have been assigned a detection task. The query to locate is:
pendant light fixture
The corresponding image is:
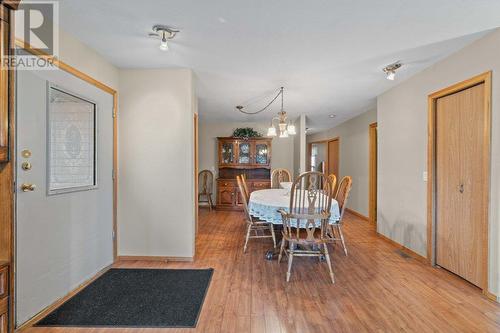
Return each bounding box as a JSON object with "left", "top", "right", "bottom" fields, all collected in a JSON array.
[
  {"left": 235, "top": 87, "right": 296, "bottom": 138},
  {"left": 267, "top": 87, "right": 296, "bottom": 138}
]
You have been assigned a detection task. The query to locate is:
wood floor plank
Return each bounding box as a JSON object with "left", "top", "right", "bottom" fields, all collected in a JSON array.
[{"left": 21, "top": 209, "right": 500, "bottom": 333}]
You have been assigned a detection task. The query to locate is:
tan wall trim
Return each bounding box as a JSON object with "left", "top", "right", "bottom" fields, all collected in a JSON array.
[
  {"left": 484, "top": 291, "right": 499, "bottom": 303},
  {"left": 194, "top": 113, "right": 199, "bottom": 235},
  {"left": 377, "top": 232, "right": 428, "bottom": 264},
  {"left": 368, "top": 122, "right": 377, "bottom": 225},
  {"left": 117, "top": 256, "right": 194, "bottom": 262},
  {"left": 345, "top": 208, "right": 369, "bottom": 221},
  {"left": 427, "top": 71, "right": 491, "bottom": 293},
  {"left": 16, "top": 264, "right": 112, "bottom": 332}
]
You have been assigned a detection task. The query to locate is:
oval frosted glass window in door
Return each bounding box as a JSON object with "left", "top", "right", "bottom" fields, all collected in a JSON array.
[{"left": 64, "top": 125, "right": 82, "bottom": 158}]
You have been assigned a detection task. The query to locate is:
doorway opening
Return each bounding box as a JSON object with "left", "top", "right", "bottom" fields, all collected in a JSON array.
[{"left": 307, "top": 138, "right": 340, "bottom": 177}]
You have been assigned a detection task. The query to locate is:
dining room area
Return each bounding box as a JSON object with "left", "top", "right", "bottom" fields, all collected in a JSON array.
[
  {"left": 193, "top": 104, "right": 500, "bottom": 331},
  {"left": 194, "top": 151, "right": 499, "bottom": 332}
]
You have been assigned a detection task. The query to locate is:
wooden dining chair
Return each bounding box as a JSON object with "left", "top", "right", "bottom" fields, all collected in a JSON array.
[
  {"left": 198, "top": 170, "right": 214, "bottom": 211},
  {"left": 328, "top": 174, "right": 337, "bottom": 196},
  {"left": 278, "top": 171, "right": 335, "bottom": 283},
  {"left": 240, "top": 173, "right": 250, "bottom": 201},
  {"left": 271, "top": 168, "right": 292, "bottom": 188},
  {"left": 236, "top": 175, "right": 276, "bottom": 252},
  {"left": 326, "top": 176, "right": 353, "bottom": 256}
]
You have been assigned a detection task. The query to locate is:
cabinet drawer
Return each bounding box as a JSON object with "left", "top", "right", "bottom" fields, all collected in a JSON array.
[
  {"left": 252, "top": 181, "right": 270, "bottom": 190},
  {"left": 0, "top": 297, "right": 7, "bottom": 333},
  {"left": 218, "top": 181, "right": 235, "bottom": 187},
  {"left": 0, "top": 266, "right": 7, "bottom": 299}
]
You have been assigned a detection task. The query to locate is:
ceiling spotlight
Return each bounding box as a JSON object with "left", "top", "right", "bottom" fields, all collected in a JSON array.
[
  {"left": 160, "top": 33, "right": 169, "bottom": 51},
  {"left": 149, "top": 25, "right": 179, "bottom": 51},
  {"left": 329, "top": 114, "right": 336, "bottom": 118},
  {"left": 383, "top": 62, "right": 402, "bottom": 81}
]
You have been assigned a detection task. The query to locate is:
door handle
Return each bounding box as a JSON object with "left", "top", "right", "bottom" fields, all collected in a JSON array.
[
  {"left": 458, "top": 184, "right": 464, "bottom": 193},
  {"left": 21, "top": 183, "right": 36, "bottom": 192}
]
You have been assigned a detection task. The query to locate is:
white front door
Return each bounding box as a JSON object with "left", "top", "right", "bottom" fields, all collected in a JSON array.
[{"left": 16, "top": 68, "right": 114, "bottom": 325}]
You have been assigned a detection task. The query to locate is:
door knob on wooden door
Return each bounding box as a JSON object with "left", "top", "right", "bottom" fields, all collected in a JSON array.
[
  {"left": 459, "top": 184, "right": 464, "bottom": 193},
  {"left": 21, "top": 183, "right": 36, "bottom": 192}
]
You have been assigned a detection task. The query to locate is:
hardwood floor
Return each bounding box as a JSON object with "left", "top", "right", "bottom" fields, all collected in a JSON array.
[{"left": 24, "top": 210, "right": 500, "bottom": 333}]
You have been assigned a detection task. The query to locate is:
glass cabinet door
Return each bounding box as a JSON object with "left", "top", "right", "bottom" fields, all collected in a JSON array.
[
  {"left": 238, "top": 142, "right": 251, "bottom": 164},
  {"left": 221, "top": 142, "right": 234, "bottom": 164},
  {"left": 255, "top": 143, "right": 270, "bottom": 165}
]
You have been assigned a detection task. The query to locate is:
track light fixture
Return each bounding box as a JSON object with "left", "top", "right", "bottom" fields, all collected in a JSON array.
[
  {"left": 149, "top": 25, "right": 179, "bottom": 51},
  {"left": 383, "top": 62, "right": 402, "bottom": 81}
]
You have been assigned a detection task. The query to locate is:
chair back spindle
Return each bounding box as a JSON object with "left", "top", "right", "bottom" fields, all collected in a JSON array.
[
  {"left": 236, "top": 175, "right": 253, "bottom": 223},
  {"left": 241, "top": 173, "right": 250, "bottom": 201},
  {"left": 328, "top": 174, "right": 337, "bottom": 197}
]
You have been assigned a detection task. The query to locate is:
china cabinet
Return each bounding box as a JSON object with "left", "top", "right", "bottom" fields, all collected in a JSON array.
[
  {"left": 216, "top": 137, "right": 272, "bottom": 210},
  {"left": 218, "top": 137, "right": 271, "bottom": 168}
]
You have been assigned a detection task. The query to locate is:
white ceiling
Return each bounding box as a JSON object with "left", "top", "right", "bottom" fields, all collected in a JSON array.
[{"left": 57, "top": 0, "right": 500, "bottom": 132}]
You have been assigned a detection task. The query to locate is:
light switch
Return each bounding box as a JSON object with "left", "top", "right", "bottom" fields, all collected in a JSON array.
[{"left": 423, "top": 171, "right": 428, "bottom": 182}]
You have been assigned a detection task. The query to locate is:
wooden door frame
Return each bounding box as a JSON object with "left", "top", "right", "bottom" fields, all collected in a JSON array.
[
  {"left": 194, "top": 113, "right": 199, "bottom": 235},
  {"left": 368, "top": 123, "right": 377, "bottom": 225},
  {"left": 307, "top": 137, "right": 340, "bottom": 175},
  {"left": 427, "top": 71, "right": 491, "bottom": 293}
]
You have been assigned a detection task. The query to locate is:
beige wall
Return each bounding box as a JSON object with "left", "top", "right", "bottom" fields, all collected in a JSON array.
[
  {"left": 118, "top": 69, "right": 195, "bottom": 258},
  {"left": 198, "top": 120, "right": 294, "bottom": 194},
  {"left": 15, "top": 13, "right": 120, "bottom": 90},
  {"left": 292, "top": 115, "right": 307, "bottom": 178},
  {"left": 58, "top": 30, "right": 120, "bottom": 90},
  {"left": 307, "top": 109, "right": 377, "bottom": 216},
  {"left": 377, "top": 28, "right": 500, "bottom": 296}
]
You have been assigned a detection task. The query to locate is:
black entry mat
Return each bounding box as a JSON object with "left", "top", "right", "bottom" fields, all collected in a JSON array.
[{"left": 35, "top": 268, "right": 213, "bottom": 328}]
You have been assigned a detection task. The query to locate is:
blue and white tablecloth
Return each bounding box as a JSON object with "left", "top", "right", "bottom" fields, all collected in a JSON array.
[{"left": 249, "top": 189, "right": 340, "bottom": 227}]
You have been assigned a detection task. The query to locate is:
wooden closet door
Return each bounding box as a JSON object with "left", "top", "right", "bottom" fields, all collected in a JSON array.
[
  {"left": 327, "top": 139, "right": 339, "bottom": 177},
  {"left": 436, "top": 83, "right": 486, "bottom": 287}
]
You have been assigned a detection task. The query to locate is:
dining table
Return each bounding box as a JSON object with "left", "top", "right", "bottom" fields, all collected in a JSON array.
[{"left": 248, "top": 188, "right": 340, "bottom": 259}]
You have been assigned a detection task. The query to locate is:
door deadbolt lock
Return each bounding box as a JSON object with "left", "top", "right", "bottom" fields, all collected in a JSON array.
[
  {"left": 21, "top": 183, "right": 36, "bottom": 192},
  {"left": 21, "top": 162, "right": 32, "bottom": 171},
  {"left": 21, "top": 149, "right": 32, "bottom": 158}
]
